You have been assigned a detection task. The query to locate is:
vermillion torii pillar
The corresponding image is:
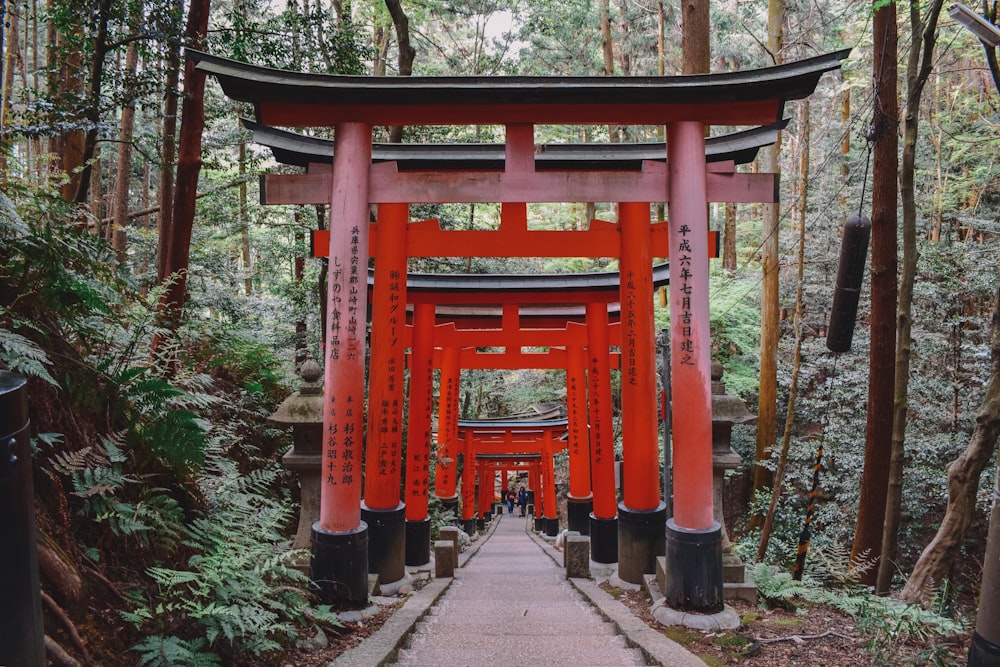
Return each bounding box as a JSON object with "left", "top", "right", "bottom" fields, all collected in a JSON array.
[
  {"left": 404, "top": 303, "right": 435, "bottom": 566},
  {"left": 665, "top": 121, "right": 723, "bottom": 611},
  {"left": 618, "top": 201, "right": 666, "bottom": 584},
  {"left": 312, "top": 122, "right": 371, "bottom": 607},
  {"left": 363, "top": 201, "right": 409, "bottom": 589}
]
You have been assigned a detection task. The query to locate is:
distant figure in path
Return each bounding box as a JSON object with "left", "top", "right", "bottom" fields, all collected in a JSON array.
[
  {"left": 505, "top": 488, "right": 516, "bottom": 515},
  {"left": 517, "top": 486, "right": 528, "bottom": 517}
]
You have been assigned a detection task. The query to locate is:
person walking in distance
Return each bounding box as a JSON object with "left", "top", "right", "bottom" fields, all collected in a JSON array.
[
  {"left": 505, "top": 488, "right": 516, "bottom": 515},
  {"left": 517, "top": 486, "right": 528, "bottom": 517}
]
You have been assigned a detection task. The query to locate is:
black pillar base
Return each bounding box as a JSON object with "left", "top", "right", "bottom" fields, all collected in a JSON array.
[
  {"left": 567, "top": 495, "right": 593, "bottom": 535},
  {"left": 462, "top": 517, "right": 477, "bottom": 535},
  {"left": 0, "top": 372, "right": 44, "bottom": 667},
  {"left": 310, "top": 522, "right": 369, "bottom": 607},
  {"left": 544, "top": 517, "right": 560, "bottom": 537},
  {"left": 665, "top": 518, "right": 723, "bottom": 613},
  {"left": 361, "top": 502, "right": 406, "bottom": 585},
  {"left": 483, "top": 509, "right": 492, "bottom": 522},
  {"left": 476, "top": 517, "right": 485, "bottom": 530},
  {"left": 404, "top": 517, "right": 431, "bottom": 567},
  {"left": 589, "top": 513, "right": 618, "bottom": 564},
  {"left": 534, "top": 516, "right": 544, "bottom": 532},
  {"left": 618, "top": 501, "right": 667, "bottom": 585},
  {"left": 970, "top": 631, "right": 1000, "bottom": 667}
]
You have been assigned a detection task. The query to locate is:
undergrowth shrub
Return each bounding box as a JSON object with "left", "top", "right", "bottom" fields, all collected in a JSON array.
[
  {"left": 750, "top": 563, "right": 965, "bottom": 665},
  {"left": 121, "top": 442, "right": 341, "bottom": 665}
]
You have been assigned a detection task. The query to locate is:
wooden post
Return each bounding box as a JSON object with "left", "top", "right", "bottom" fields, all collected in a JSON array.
[
  {"left": 435, "top": 346, "right": 460, "bottom": 513},
  {"left": 664, "top": 120, "right": 723, "bottom": 612},
  {"left": 404, "top": 303, "right": 435, "bottom": 565},
  {"left": 666, "top": 122, "right": 714, "bottom": 530},
  {"left": 312, "top": 121, "right": 372, "bottom": 606},
  {"left": 362, "top": 202, "right": 408, "bottom": 585},
  {"left": 566, "top": 341, "right": 593, "bottom": 534},
  {"left": 619, "top": 200, "right": 662, "bottom": 511},
  {"left": 617, "top": 200, "right": 667, "bottom": 584}
]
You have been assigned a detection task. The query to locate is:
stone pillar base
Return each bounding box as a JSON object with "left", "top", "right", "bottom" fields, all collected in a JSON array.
[
  {"left": 567, "top": 495, "right": 593, "bottom": 535},
  {"left": 589, "top": 513, "right": 618, "bottom": 564},
  {"left": 310, "top": 522, "right": 369, "bottom": 607},
  {"left": 970, "top": 631, "right": 1000, "bottom": 667},
  {"left": 404, "top": 517, "right": 430, "bottom": 567},
  {"left": 618, "top": 501, "right": 667, "bottom": 585},
  {"left": 665, "top": 518, "right": 723, "bottom": 613},
  {"left": 361, "top": 502, "right": 406, "bottom": 585}
]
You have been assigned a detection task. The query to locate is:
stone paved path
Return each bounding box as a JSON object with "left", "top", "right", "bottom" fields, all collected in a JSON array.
[{"left": 390, "top": 513, "right": 649, "bottom": 666}]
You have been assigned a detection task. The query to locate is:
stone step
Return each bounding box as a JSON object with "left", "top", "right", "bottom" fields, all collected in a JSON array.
[
  {"left": 392, "top": 644, "right": 649, "bottom": 666},
  {"left": 412, "top": 617, "right": 622, "bottom": 636},
  {"left": 406, "top": 631, "right": 632, "bottom": 649}
]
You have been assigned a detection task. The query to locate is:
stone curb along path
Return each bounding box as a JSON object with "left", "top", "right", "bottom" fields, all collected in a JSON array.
[{"left": 331, "top": 515, "right": 706, "bottom": 666}]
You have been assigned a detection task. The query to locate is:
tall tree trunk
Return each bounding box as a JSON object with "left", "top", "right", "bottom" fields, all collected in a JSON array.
[
  {"left": 723, "top": 203, "right": 737, "bottom": 273},
  {"left": 0, "top": 0, "right": 20, "bottom": 177},
  {"left": 599, "top": 0, "right": 618, "bottom": 142},
  {"left": 757, "top": 101, "right": 809, "bottom": 563},
  {"left": 49, "top": 9, "right": 85, "bottom": 201},
  {"left": 156, "top": 0, "right": 182, "bottom": 283},
  {"left": 238, "top": 137, "right": 252, "bottom": 295},
  {"left": 110, "top": 33, "right": 141, "bottom": 260},
  {"left": 71, "top": 0, "right": 113, "bottom": 204},
  {"left": 681, "top": 0, "right": 709, "bottom": 75},
  {"left": 902, "top": 287, "right": 1000, "bottom": 603},
  {"left": 877, "top": 0, "right": 943, "bottom": 595},
  {"left": 752, "top": 0, "right": 784, "bottom": 506},
  {"left": 384, "top": 0, "right": 414, "bottom": 143},
  {"left": 851, "top": 0, "right": 898, "bottom": 586},
  {"left": 154, "top": 0, "right": 211, "bottom": 349}
]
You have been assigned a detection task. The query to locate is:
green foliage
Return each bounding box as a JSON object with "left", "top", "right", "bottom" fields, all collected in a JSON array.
[
  {"left": 50, "top": 435, "right": 186, "bottom": 554},
  {"left": 131, "top": 636, "right": 221, "bottom": 667},
  {"left": 0, "top": 317, "right": 58, "bottom": 385},
  {"left": 749, "top": 563, "right": 965, "bottom": 663},
  {"left": 123, "top": 446, "right": 339, "bottom": 663}
]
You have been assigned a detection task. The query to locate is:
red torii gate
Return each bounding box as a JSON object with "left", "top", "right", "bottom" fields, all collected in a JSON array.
[
  {"left": 196, "top": 49, "right": 848, "bottom": 613},
  {"left": 455, "top": 419, "right": 567, "bottom": 533}
]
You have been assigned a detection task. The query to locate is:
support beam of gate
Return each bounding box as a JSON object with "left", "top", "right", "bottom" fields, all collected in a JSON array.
[{"left": 262, "top": 162, "right": 776, "bottom": 206}]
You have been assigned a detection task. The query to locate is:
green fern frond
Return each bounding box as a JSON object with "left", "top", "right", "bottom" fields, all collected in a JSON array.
[
  {"left": 50, "top": 446, "right": 99, "bottom": 476},
  {"left": 0, "top": 327, "right": 58, "bottom": 386},
  {"left": 131, "top": 636, "right": 221, "bottom": 667}
]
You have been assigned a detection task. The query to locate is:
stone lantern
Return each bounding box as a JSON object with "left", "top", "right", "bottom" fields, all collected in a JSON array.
[
  {"left": 710, "top": 361, "right": 756, "bottom": 596},
  {"left": 268, "top": 359, "right": 324, "bottom": 556}
]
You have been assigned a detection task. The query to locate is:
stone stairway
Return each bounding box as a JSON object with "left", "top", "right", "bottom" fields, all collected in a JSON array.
[{"left": 389, "top": 514, "right": 649, "bottom": 666}]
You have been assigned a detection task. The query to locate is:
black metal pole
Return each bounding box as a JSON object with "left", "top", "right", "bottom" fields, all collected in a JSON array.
[{"left": 0, "top": 371, "right": 45, "bottom": 666}]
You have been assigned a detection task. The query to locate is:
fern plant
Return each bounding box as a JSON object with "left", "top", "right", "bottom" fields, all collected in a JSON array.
[
  {"left": 49, "top": 435, "right": 186, "bottom": 556},
  {"left": 748, "top": 563, "right": 966, "bottom": 663},
  {"left": 122, "top": 443, "right": 341, "bottom": 665}
]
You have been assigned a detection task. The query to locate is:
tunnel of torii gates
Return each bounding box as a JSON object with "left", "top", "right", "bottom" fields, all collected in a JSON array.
[
  {"left": 248, "top": 120, "right": 773, "bottom": 577},
  {"left": 194, "top": 47, "right": 849, "bottom": 614}
]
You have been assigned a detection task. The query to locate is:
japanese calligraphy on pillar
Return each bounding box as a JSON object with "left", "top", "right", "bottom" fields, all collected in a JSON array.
[
  {"left": 588, "top": 353, "right": 605, "bottom": 466},
  {"left": 568, "top": 372, "right": 582, "bottom": 459},
  {"left": 623, "top": 270, "right": 639, "bottom": 384},
  {"left": 324, "top": 227, "right": 366, "bottom": 493},
  {"left": 675, "top": 227, "right": 696, "bottom": 367}
]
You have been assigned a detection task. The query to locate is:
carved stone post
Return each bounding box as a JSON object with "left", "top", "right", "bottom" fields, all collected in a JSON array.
[
  {"left": 268, "top": 360, "right": 324, "bottom": 560},
  {"left": 710, "top": 361, "right": 757, "bottom": 594}
]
